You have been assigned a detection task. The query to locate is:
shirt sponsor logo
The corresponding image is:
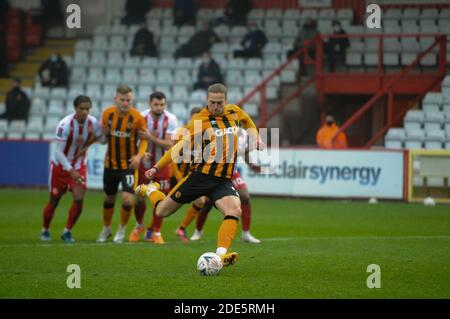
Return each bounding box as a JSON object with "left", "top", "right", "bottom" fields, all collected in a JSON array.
[
  {"left": 214, "top": 126, "right": 239, "bottom": 137},
  {"left": 110, "top": 130, "right": 131, "bottom": 138}
]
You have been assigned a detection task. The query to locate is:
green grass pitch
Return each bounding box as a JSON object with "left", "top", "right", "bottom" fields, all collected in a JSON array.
[{"left": 0, "top": 188, "right": 449, "bottom": 298}]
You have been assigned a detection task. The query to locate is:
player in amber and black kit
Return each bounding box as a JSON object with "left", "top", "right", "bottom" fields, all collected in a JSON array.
[
  {"left": 96, "top": 85, "right": 148, "bottom": 244},
  {"left": 135, "top": 83, "right": 265, "bottom": 267}
]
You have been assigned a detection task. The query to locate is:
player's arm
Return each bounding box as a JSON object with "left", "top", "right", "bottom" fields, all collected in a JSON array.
[
  {"left": 145, "top": 121, "right": 195, "bottom": 180},
  {"left": 237, "top": 107, "right": 265, "bottom": 150},
  {"left": 129, "top": 116, "right": 149, "bottom": 169},
  {"left": 138, "top": 130, "right": 175, "bottom": 149},
  {"left": 73, "top": 119, "right": 106, "bottom": 159},
  {"left": 54, "top": 140, "right": 84, "bottom": 184},
  {"left": 244, "top": 149, "right": 262, "bottom": 173}
]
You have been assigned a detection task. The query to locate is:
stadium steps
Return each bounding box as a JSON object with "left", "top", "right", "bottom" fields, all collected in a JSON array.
[{"left": 7, "top": 38, "right": 76, "bottom": 93}]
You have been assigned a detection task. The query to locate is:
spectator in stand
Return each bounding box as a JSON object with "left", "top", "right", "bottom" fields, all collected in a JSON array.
[
  {"left": 325, "top": 20, "right": 350, "bottom": 72},
  {"left": 121, "top": 0, "right": 152, "bottom": 26},
  {"left": 193, "top": 51, "right": 223, "bottom": 91},
  {"left": 316, "top": 115, "right": 348, "bottom": 149},
  {"left": 174, "top": 21, "right": 221, "bottom": 59},
  {"left": 0, "top": 27, "right": 9, "bottom": 77},
  {"left": 233, "top": 22, "right": 267, "bottom": 59},
  {"left": 0, "top": 78, "right": 30, "bottom": 121},
  {"left": 41, "top": 0, "right": 64, "bottom": 28},
  {"left": 225, "top": 0, "right": 252, "bottom": 26},
  {"left": 173, "top": 0, "right": 196, "bottom": 27},
  {"left": 288, "top": 19, "right": 320, "bottom": 78},
  {"left": 38, "top": 53, "right": 69, "bottom": 88},
  {"left": 130, "top": 24, "right": 158, "bottom": 57}
]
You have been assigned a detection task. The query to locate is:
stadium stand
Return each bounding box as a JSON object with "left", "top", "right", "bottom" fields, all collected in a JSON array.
[
  {"left": 384, "top": 74, "right": 450, "bottom": 150},
  {"left": 0, "top": 2, "right": 449, "bottom": 148}
]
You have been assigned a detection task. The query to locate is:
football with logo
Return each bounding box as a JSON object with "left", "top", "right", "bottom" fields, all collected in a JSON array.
[{"left": 197, "top": 252, "right": 223, "bottom": 276}]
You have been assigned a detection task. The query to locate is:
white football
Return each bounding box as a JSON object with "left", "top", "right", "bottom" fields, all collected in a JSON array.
[
  {"left": 423, "top": 197, "right": 436, "bottom": 206},
  {"left": 368, "top": 197, "right": 378, "bottom": 204},
  {"left": 197, "top": 252, "right": 223, "bottom": 276}
]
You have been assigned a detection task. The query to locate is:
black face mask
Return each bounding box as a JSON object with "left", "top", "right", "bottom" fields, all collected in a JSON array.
[{"left": 326, "top": 121, "right": 334, "bottom": 126}]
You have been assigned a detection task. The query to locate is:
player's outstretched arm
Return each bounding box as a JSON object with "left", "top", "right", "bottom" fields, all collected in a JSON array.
[{"left": 237, "top": 107, "right": 265, "bottom": 151}]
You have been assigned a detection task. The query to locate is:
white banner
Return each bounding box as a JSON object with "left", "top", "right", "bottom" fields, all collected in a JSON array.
[
  {"left": 50, "top": 143, "right": 405, "bottom": 198},
  {"left": 85, "top": 143, "right": 107, "bottom": 189},
  {"left": 240, "top": 149, "right": 405, "bottom": 199}
]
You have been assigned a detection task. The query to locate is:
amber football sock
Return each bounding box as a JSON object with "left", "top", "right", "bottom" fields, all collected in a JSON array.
[
  {"left": 120, "top": 205, "right": 132, "bottom": 226},
  {"left": 181, "top": 204, "right": 202, "bottom": 229},
  {"left": 217, "top": 216, "right": 239, "bottom": 251},
  {"left": 103, "top": 203, "right": 114, "bottom": 226}
]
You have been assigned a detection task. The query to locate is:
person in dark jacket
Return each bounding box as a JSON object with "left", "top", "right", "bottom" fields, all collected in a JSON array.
[
  {"left": 325, "top": 20, "right": 350, "bottom": 72},
  {"left": 174, "top": 21, "right": 221, "bottom": 58},
  {"left": 225, "top": 0, "right": 252, "bottom": 26},
  {"left": 287, "top": 19, "right": 320, "bottom": 77},
  {"left": 173, "top": 0, "right": 196, "bottom": 27},
  {"left": 38, "top": 53, "right": 69, "bottom": 87},
  {"left": 0, "top": 78, "right": 30, "bottom": 121},
  {"left": 121, "top": 0, "right": 152, "bottom": 26},
  {"left": 233, "top": 22, "right": 267, "bottom": 58},
  {"left": 130, "top": 24, "right": 158, "bottom": 57},
  {"left": 193, "top": 52, "right": 223, "bottom": 91}
]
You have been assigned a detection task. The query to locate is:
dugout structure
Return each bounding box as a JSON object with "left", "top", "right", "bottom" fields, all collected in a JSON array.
[{"left": 408, "top": 149, "right": 450, "bottom": 203}]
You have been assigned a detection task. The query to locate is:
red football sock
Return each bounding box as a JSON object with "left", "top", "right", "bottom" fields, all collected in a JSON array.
[
  {"left": 196, "top": 211, "right": 209, "bottom": 231},
  {"left": 43, "top": 202, "right": 56, "bottom": 229},
  {"left": 134, "top": 202, "right": 146, "bottom": 225},
  {"left": 241, "top": 203, "right": 251, "bottom": 232},
  {"left": 66, "top": 201, "right": 83, "bottom": 230}
]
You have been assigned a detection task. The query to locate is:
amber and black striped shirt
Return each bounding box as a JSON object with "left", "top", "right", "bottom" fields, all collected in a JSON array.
[
  {"left": 101, "top": 106, "right": 147, "bottom": 170},
  {"left": 182, "top": 104, "right": 257, "bottom": 180}
]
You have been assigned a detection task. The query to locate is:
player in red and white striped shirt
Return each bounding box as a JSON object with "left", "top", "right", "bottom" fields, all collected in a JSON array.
[
  {"left": 128, "top": 91, "right": 178, "bottom": 244},
  {"left": 41, "top": 95, "right": 103, "bottom": 243}
]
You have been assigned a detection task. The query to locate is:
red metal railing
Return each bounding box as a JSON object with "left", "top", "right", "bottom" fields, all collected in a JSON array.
[{"left": 326, "top": 33, "right": 447, "bottom": 148}]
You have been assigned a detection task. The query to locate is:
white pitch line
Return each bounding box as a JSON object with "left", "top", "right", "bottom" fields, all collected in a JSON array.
[{"left": 0, "top": 235, "right": 449, "bottom": 248}]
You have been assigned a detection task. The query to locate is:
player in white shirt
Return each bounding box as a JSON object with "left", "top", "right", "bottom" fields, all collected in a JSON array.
[
  {"left": 41, "top": 95, "right": 103, "bottom": 243},
  {"left": 128, "top": 91, "right": 178, "bottom": 244}
]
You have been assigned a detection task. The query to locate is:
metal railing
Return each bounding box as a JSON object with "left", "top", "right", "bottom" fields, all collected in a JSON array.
[{"left": 326, "top": 33, "right": 447, "bottom": 148}]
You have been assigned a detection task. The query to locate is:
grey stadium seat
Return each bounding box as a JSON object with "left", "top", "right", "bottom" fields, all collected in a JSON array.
[
  {"left": 404, "top": 128, "right": 425, "bottom": 149},
  {"left": 424, "top": 129, "right": 445, "bottom": 149},
  {"left": 423, "top": 110, "right": 444, "bottom": 131},
  {"left": 384, "top": 128, "right": 405, "bottom": 149},
  {"left": 404, "top": 110, "right": 424, "bottom": 131}
]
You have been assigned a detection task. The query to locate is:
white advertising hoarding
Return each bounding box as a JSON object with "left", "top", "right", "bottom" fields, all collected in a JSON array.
[
  {"left": 50, "top": 142, "right": 404, "bottom": 198},
  {"left": 240, "top": 149, "right": 404, "bottom": 199}
]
